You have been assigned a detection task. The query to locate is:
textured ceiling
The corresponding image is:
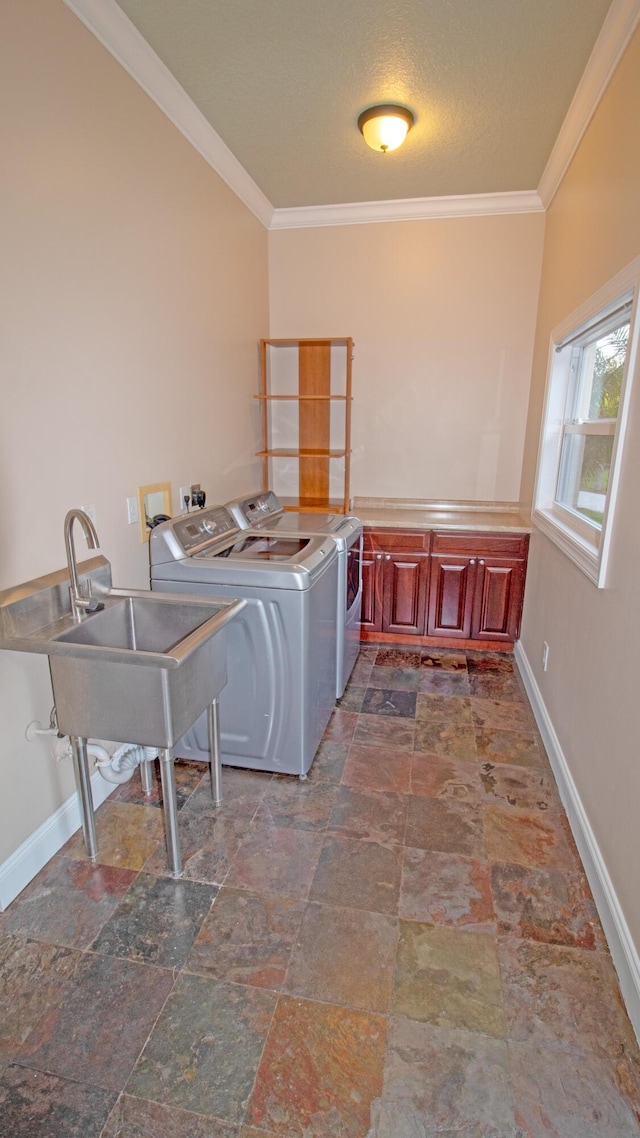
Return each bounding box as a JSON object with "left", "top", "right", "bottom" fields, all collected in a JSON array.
[{"left": 114, "top": 0, "right": 612, "bottom": 209}]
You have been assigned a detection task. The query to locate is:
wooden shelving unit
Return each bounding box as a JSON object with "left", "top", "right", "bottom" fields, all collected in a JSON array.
[{"left": 257, "top": 338, "right": 353, "bottom": 514}]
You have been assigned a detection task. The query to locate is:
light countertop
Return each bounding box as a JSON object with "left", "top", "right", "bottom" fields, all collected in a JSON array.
[{"left": 351, "top": 498, "right": 532, "bottom": 534}]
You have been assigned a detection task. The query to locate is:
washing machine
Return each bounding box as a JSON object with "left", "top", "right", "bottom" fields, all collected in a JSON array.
[
  {"left": 149, "top": 507, "right": 338, "bottom": 777},
  {"left": 225, "top": 490, "right": 362, "bottom": 697}
]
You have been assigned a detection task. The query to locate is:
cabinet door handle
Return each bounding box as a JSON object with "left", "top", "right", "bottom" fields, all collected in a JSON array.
[
  {"left": 469, "top": 558, "right": 476, "bottom": 566},
  {"left": 479, "top": 559, "right": 485, "bottom": 566},
  {"left": 385, "top": 554, "right": 391, "bottom": 561},
  {"left": 376, "top": 553, "right": 382, "bottom": 560}
]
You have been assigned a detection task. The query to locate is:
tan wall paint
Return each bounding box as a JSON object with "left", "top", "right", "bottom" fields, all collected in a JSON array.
[
  {"left": 519, "top": 27, "right": 640, "bottom": 946},
  {"left": 0, "top": 1, "right": 268, "bottom": 865},
  {"left": 269, "top": 213, "right": 545, "bottom": 502}
]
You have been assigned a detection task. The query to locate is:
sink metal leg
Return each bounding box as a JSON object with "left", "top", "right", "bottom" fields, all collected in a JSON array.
[
  {"left": 70, "top": 735, "right": 97, "bottom": 860},
  {"left": 159, "top": 747, "right": 182, "bottom": 877},
  {"left": 207, "top": 698, "right": 222, "bottom": 807},
  {"left": 139, "top": 755, "right": 154, "bottom": 796}
]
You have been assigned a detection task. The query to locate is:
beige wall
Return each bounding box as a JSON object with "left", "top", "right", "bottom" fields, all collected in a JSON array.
[
  {"left": 0, "top": 1, "right": 268, "bottom": 866},
  {"left": 269, "top": 213, "right": 545, "bottom": 503},
  {"left": 519, "top": 26, "right": 640, "bottom": 946}
]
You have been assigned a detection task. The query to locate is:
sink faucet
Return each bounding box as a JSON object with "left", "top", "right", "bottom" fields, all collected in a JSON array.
[{"left": 64, "top": 509, "right": 103, "bottom": 622}]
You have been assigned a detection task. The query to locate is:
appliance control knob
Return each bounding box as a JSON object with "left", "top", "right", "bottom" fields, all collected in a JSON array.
[{"left": 201, "top": 520, "right": 215, "bottom": 534}]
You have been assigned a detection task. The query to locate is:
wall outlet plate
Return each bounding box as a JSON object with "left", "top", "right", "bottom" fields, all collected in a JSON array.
[{"left": 81, "top": 504, "right": 97, "bottom": 524}]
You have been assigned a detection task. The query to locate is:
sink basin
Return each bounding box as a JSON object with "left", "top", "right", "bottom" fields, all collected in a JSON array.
[{"left": 54, "top": 595, "right": 223, "bottom": 656}]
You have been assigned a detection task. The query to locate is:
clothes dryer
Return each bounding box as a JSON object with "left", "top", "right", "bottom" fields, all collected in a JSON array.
[
  {"left": 150, "top": 507, "right": 338, "bottom": 777},
  {"left": 225, "top": 490, "right": 362, "bottom": 697}
]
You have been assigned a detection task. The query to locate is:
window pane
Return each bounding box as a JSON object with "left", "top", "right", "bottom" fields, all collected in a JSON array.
[
  {"left": 557, "top": 432, "right": 614, "bottom": 525},
  {"left": 576, "top": 323, "right": 629, "bottom": 420}
]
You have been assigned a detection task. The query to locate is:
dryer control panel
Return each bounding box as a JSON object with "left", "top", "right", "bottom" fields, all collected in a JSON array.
[
  {"left": 238, "top": 491, "right": 282, "bottom": 524},
  {"left": 173, "top": 507, "right": 237, "bottom": 553}
]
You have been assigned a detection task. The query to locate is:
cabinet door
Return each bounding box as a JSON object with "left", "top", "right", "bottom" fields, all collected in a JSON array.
[
  {"left": 360, "top": 551, "right": 384, "bottom": 632},
  {"left": 427, "top": 555, "right": 475, "bottom": 638},
  {"left": 382, "top": 552, "right": 429, "bottom": 636},
  {"left": 472, "top": 558, "right": 526, "bottom": 642}
]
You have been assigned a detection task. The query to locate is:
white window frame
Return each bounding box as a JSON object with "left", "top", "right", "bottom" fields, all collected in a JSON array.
[{"left": 533, "top": 257, "right": 640, "bottom": 588}]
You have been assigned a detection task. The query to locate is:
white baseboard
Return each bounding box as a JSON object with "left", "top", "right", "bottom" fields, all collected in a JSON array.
[
  {"left": 514, "top": 640, "right": 640, "bottom": 1043},
  {"left": 0, "top": 771, "right": 117, "bottom": 910}
]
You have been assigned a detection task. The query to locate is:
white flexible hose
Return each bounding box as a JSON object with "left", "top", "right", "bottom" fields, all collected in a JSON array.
[
  {"left": 94, "top": 743, "right": 158, "bottom": 784},
  {"left": 111, "top": 743, "right": 157, "bottom": 773}
]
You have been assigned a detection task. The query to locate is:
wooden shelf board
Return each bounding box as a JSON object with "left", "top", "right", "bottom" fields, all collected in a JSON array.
[
  {"left": 257, "top": 448, "right": 348, "bottom": 458},
  {"left": 255, "top": 394, "right": 350, "bottom": 401},
  {"left": 262, "top": 338, "right": 352, "bottom": 347}
]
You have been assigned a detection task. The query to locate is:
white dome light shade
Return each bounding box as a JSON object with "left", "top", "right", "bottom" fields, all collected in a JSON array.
[{"left": 357, "top": 104, "right": 415, "bottom": 153}]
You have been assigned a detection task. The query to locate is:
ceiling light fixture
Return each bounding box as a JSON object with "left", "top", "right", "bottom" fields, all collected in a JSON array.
[{"left": 357, "top": 104, "right": 415, "bottom": 153}]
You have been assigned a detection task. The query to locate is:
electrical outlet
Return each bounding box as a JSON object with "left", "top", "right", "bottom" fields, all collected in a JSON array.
[
  {"left": 81, "top": 504, "right": 97, "bottom": 524},
  {"left": 542, "top": 642, "right": 550, "bottom": 671},
  {"left": 190, "top": 483, "right": 205, "bottom": 508},
  {"left": 126, "top": 496, "right": 139, "bottom": 525}
]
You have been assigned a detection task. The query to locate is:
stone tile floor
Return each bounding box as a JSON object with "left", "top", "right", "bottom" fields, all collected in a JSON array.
[{"left": 1, "top": 645, "right": 639, "bottom": 1136}]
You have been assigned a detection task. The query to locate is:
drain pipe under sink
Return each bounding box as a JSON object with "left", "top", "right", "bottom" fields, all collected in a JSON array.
[
  {"left": 92, "top": 743, "right": 158, "bottom": 784},
  {"left": 25, "top": 715, "right": 157, "bottom": 785}
]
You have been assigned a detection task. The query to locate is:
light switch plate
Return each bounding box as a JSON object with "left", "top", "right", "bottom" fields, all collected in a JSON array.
[
  {"left": 126, "top": 496, "right": 139, "bottom": 525},
  {"left": 81, "top": 504, "right": 97, "bottom": 524}
]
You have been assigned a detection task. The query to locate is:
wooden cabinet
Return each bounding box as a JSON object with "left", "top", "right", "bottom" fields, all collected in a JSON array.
[
  {"left": 362, "top": 531, "right": 430, "bottom": 636},
  {"left": 473, "top": 558, "right": 526, "bottom": 642},
  {"left": 427, "top": 555, "right": 475, "bottom": 638},
  {"left": 257, "top": 338, "right": 353, "bottom": 514},
  {"left": 429, "top": 531, "right": 528, "bottom": 645},
  {"left": 384, "top": 551, "right": 430, "bottom": 635},
  {"left": 361, "top": 527, "right": 529, "bottom": 648}
]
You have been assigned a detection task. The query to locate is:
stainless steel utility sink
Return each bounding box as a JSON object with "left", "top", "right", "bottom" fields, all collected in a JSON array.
[
  {"left": 47, "top": 589, "right": 243, "bottom": 750},
  {"left": 0, "top": 555, "right": 245, "bottom": 876},
  {"left": 0, "top": 564, "right": 244, "bottom": 749}
]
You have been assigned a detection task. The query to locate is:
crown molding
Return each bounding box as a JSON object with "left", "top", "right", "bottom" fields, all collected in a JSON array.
[
  {"left": 63, "top": 0, "right": 274, "bottom": 228},
  {"left": 270, "top": 190, "right": 544, "bottom": 230},
  {"left": 538, "top": 0, "right": 640, "bottom": 208}
]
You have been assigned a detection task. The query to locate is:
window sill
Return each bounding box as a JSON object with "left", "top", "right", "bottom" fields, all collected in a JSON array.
[{"left": 532, "top": 507, "right": 604, "bottom": 587}]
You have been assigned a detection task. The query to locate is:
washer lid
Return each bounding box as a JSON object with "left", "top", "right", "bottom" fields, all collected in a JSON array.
[
  {"left": 225, "top": 490, "right": 358, "bottom": 535},
  {"left": 252, "top": 512, "right": 345, "bottom": 534},
  {"left": 198, "top": 534, "right": 311, "bottom": 561}
]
